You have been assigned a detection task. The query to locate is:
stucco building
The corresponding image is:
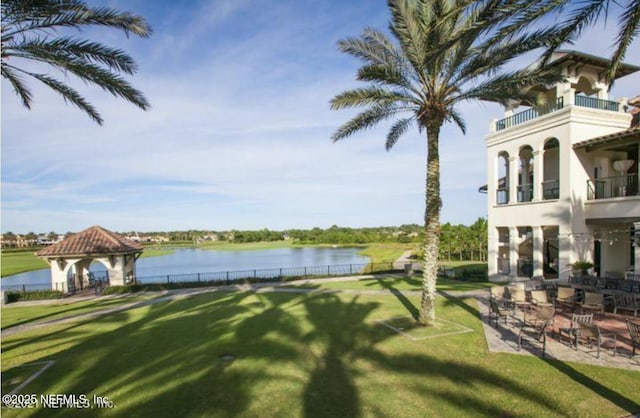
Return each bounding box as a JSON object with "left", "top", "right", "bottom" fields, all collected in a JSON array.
[{"left": 485, "top": 51, "right": 640, "bottom": 282}]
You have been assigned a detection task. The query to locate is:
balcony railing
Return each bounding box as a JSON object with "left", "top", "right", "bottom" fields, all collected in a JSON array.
[
  {"left": 542, "top": 179, "right": 559, "bottom": 200},
  {"left": 587, "top": 174, "right": 639, "bottom": 200},
  {"left": 495, "top": 97, "right": 564, "bottom": 131},
  {"left": 494, "top": 95, "right": 621, "bottom": 132},
  {"left": 496, "top": 187, "right": 509, "bottom": 205},
  {"left": 517, "top": 184, "right": 533, "bottom": 202},
  {"left": 575, "top": 95, "right": 619, "bottom": 111}
]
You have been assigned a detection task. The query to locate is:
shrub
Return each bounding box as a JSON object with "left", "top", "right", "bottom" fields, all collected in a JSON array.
[{"left": 5, "top": 290, "right": 65, "bottom": 303}]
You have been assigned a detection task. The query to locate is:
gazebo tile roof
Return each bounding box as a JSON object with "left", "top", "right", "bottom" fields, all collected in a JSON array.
[{"left": 36, "top": 225, "right": 143, "bottom": 257}]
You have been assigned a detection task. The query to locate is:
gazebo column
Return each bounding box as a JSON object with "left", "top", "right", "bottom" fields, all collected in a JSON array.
[{"left": 50, "top": 258, "right": 69, "bottom": 292}]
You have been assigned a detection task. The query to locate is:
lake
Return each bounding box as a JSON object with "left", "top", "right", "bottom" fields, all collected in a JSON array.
[{"left": 1, "top": 247, "right": 371, "bottom": 290}]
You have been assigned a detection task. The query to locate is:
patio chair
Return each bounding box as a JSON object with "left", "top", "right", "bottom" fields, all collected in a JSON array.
[
  {"left": 489, "top": 286, "right": 507, "bottom": 307},
  {"left": 558, "top": 313, "right": 593, "bottom": 349},
  {"left": 613, "top": 294, "right": 639, "bottom": 317},
  {"left": 524, "top": 304, "right": 555, "bottom": 337},
  {"left": 555, "top": 287, "right": 576, "bottom": 312},
  {"left": 517, "top": 318, "right": 550, "bottom": 357},
  {"left": 573, "top": 322, "right": 617, "bottom": 359},
  {"left": 488, "top": 299, "right": 510, "bottom": 327},
  {"left": 530, "top": 290, "right": 553, "bottom": 308},
  {"left": 626, "top": 318, "right": 640, "bottom": 357},
  {"left": 507, "top": 287, "right": 531, "bottom": 313},
  {"left": 580, "top": 292, "right": 605, "bottom": 319}
]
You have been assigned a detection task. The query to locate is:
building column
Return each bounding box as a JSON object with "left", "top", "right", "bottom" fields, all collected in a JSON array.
[
  {"left": 509, "top": 227, "right": 519, "bottom": 278},
  {"left": 533, "top": 150, "right": 544, "bottom": 201},
  {"left": 635, "top": 222, "right": 640, "bottom": 271},
  {"left": 509, "top": 156, "right": 518, "bottom": 204},
  {"left": 532, "top": 226, "right": 544, "bottom": 277}
]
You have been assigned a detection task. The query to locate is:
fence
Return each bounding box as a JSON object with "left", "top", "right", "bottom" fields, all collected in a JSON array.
[
  {"left": 134, "top": 262, "right": 397, "bottom": 285},
  {"left": 1, "top": 262, "right": 399, "bottom": 293}
]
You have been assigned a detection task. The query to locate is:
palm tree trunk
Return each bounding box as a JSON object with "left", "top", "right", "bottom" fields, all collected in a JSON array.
[{"left": 419, "top": 119, "right": 442, "bottom": 326}]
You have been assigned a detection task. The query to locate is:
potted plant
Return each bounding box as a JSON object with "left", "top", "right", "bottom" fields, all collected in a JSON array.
[{"left": 569, "top": 260, "right": 594, "bottom": 277}]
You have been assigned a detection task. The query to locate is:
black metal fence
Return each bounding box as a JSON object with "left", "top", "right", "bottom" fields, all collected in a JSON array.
[
  {"left": 1, "top": 262, "right": 399, "bottom": 293},
  {"left": 134, "top": 262, "right": 397, "bottom": 285}
]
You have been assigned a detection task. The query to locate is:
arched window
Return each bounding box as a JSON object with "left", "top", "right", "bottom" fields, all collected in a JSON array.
[
  {"left": 518, "top": 146, "right": 534, "bottom": 202},
  {"left": 543, "top": 138, "right": 560, "bottom": 199},
  {"left": 497, "top": 152, "right": 509, "bottom": 204}
]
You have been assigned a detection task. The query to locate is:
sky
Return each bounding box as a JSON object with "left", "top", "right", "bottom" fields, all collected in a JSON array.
[{"left": 1, "top": 0, "right": 639, "bottom": 234}]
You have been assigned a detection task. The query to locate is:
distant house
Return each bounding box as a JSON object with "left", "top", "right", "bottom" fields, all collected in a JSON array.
[{"left": 485, "top": 50, "right": 639, "bottom": 281}]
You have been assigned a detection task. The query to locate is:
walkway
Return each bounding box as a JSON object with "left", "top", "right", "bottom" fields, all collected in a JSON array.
[{"left": 2, "top": 277, "right": 639, "bottom": 371}]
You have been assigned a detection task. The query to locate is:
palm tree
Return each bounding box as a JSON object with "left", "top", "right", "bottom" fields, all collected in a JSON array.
[
  {"left": 1, "top": 0, "right": 151, "bottom": 125},
  {"left": 330, "top": 0, "right": 564, "bottom": 325}
]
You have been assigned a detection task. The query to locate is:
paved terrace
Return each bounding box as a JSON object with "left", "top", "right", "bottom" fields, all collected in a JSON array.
[{"left": 2, "top": 276, "right": 639, "bottom": 372}]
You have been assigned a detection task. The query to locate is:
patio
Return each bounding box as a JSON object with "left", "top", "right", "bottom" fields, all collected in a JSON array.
[{"left": 478, "top": 295, "right": 640, "bottom": 371}]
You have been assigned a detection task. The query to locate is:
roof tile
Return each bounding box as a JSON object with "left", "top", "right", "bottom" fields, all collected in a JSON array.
[{"left": 36, "top": 225, "right": 143, "bottom": 257}]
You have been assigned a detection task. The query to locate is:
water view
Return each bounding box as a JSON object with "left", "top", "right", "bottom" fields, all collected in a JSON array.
[{"left": 1, "top": 247, "right": 370, "bottom": 290}]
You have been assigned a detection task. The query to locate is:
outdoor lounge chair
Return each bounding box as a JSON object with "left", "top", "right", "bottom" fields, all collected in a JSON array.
[
  {"left": 558, "top": 313, "right": 593, "bottom": 349},
  {"left": 613, "top": 294, "right": 639, "bottom": 317},
  {"left": 626, "top": 318, "right": 640, "bottom": 357},
  {"left": 530, "top": 290, "right": 553, "bottom": 308},
  {"left": 580, "top": 292, "right": 605, "bottom": 319},
  {"left": 555, "top": 287, "right": 576, "bottom": 312},
  {"left": 507, "top": 287, "right": 531, "bottom": 313},
  {"left": 489, "top": 286, "right": 507, "bottom": 307},
  {"left": 517, "top": 318, "right": 550, "bottom": 357},
  {"left": 488, "top": 299, "right": 510, "bottom": 327},
  {"left": 572, "top": 322, "right": 617, "bottom": 358}
]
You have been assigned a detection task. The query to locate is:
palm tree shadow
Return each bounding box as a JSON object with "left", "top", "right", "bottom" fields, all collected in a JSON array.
[
  {"left": 542, "top": 358, "right": 640, "bottom": 413},
  {"left": 367, "top": 274, "right": 419, "bottom": 320}
]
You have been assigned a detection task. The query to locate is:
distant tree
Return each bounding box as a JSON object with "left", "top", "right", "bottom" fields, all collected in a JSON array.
[{"left": 1, "top": 0, "right": 152, "bottom": 124}]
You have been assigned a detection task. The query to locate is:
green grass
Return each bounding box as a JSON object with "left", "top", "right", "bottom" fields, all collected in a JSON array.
[
  {"left": 357, "top": 243, "right": 412, "bottom": 263},
  {"left": 0, "top": 294, "right": 160, "bottom": 329},
  {"left": 291, "top": 274, "right": 495, "bottom": 292},
  {"left": 1, "top": 288, "right": 638, "bottom": 417},
  {"left": 1, "top": 250, "right": 48, "bottom": 277}
]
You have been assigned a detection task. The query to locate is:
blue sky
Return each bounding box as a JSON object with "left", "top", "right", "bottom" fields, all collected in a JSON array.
[{"left": 1, "top": 0, "right": 639, "bottom": 234}]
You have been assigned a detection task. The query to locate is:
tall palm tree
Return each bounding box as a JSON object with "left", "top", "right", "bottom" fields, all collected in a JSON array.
[
  {"left": 330, "top": 0, "right": 564, "bottom": 325},
  {"left": 1, "top": 0, "right": 151, "bottom": 125}
]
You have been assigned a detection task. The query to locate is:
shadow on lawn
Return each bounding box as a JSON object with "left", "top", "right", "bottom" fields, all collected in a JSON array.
[
  {"left": 542, "top": 358, "right": 640, "bottom": 413},
  {"left": 2, "top": 286, "right": 610, "bottom": 417},
  {"left": 0, "top": 296, "right": 145, "bottom": 330},
  {"left": 368, "top": 274, "right": 420, "bottom": 320}
]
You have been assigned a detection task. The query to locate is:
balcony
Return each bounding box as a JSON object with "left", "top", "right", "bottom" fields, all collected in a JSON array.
[
  {"left": 494, "top": 95, "right": 621, "bottom": 131},
  {"left": 542, "top": 179, "right": 559, "bottom": 200},
  {"left": 517, "top": 184, "right": 533, "bottom": 202},
  {"left": 587, "top": 174, "right": 639, "bottom": 200},
  {"left": 496, "top": 97, "right": 564, "bottom": 131},
  {"left": 496, "top": 187, "right": 509, "bottom": 205}
]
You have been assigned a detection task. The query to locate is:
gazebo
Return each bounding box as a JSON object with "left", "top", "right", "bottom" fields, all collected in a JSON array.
[{"left": 35, "top": 225, "right": 144, "bottom": 292}]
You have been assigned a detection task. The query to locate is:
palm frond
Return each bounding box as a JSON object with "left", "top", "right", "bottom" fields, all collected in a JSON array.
[
  {"left": 30, "top": 72, "right": 103, "bottom": 124},
  {"left": 7, "top": 37, "right": 138, "bottom": 74},
  {"left": 331, "top": 104, "right": 402, "bottom": 143},
  {"left": 607, "top": 0, "right": 640, "bottom": 81},
  {"left": 447, "top": 109, "right": 466, "bottom": 134},
  {"left": 330, "top": 87, "right": 415, "bottom": 110},
  {"left": 1, "top": 0, "right": 150, "bottom": 124},
  {"left": 1, "top": 64, "right": 33, "bottom": 108},
  {"left": 385, "top": 117, "right": 414, "bottom": 150}
]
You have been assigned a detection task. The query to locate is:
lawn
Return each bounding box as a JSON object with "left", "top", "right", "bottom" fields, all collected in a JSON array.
[
  {"left": 1, "top": 250, "right": 48, "bottom": 277},
  {"left": 293, "top": 274, "right": 496, "bottom": 292},
  {"left": 1, "top": 286, "right": 638, "bottom": 417},
  {"left": 0, "top": 294, "right": 162, "bottom": 329}
]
